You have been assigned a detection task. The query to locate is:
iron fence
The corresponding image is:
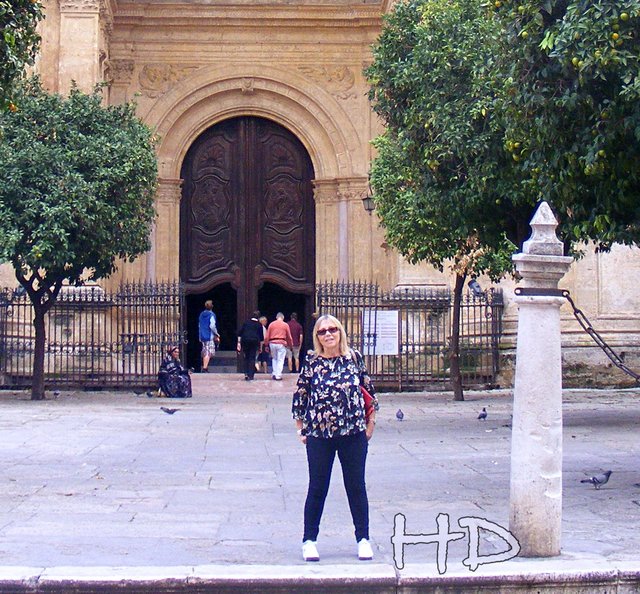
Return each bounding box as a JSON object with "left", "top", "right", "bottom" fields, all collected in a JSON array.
[
  {"left": 0, "top": 279, "right": 502, "bottom": 391},
  {"left": 0, "top": 281, "right": 184, "bottom": 389},
  {"left": 316, "top": 281, "right": 504, "bottom": 390}
]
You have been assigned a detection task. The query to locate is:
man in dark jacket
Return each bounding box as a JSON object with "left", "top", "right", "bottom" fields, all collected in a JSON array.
[{"left": 237, "top": 311, "right": 264, "bottom": 380}]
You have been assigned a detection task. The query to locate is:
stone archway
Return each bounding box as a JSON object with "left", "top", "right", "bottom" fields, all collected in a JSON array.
[{"left": 132, "top": 65, "right": 383, "bottom": 288}]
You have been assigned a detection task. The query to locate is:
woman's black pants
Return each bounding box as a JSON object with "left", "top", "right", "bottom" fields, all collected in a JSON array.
[{"left": 303, "top": 431, "right": 369, "bottom": 542}]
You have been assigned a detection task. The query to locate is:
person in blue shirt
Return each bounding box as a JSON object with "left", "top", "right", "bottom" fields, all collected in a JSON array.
[{"left": 198, "top": 300, "right": 219, "bottom": 372}]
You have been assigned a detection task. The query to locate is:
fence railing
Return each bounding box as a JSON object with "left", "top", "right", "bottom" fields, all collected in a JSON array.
[
  {"left": 1, "top": 279, "right": 502, "bottom": 391},
  {"left": 0, "top": 281, "right": 184, "bottom": 389},
  {"left": 316, "top": 281, "right": 504, "bottom": 390}
]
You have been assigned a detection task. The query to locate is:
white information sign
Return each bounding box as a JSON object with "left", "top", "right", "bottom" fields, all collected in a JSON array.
[{"left": 362, "top": 310, "right": 399, "bottom": 356}]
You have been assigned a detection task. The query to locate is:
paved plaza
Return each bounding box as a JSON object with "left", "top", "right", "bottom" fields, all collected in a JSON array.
[{"left": 0, "top": 373, "right": 638, "bottom": 591}]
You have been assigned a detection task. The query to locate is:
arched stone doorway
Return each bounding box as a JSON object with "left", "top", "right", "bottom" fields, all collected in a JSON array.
[{"left": 180, "top": 116, "right": 316, "bottom": 369}]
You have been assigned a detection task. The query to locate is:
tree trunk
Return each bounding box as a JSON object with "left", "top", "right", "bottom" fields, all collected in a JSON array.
[
  {"left": 17, "top": 273, "right": 63, "bottom": 402},
  {"left": 449, "top": 272, "right": 466, "bottom": 402},
  {"left": 31, "top": 303, "right": 47, "bottom": 401}
]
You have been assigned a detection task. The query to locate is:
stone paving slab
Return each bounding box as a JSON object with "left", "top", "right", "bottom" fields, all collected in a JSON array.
[{"left": 0, "top": 374, "right": 639, "bottom": 591}]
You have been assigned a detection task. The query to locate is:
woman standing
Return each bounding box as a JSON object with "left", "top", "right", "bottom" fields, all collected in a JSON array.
[{"left": 292, "top": 314, "right": 378, "bottom": 562}]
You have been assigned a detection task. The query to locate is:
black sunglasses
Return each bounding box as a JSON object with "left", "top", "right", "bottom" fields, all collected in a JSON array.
[{"left": 317, "top": 326, "right": 339, "bottom": 337}]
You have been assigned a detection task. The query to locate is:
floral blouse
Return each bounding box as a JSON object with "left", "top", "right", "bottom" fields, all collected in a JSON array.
[{"left": 292, "top": 349, "right": 378, "bottom": 439}]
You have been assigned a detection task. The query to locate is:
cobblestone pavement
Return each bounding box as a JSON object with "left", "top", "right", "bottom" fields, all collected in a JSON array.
[{"left": 0, "top": 374, "right": 638, "bottom": 587}]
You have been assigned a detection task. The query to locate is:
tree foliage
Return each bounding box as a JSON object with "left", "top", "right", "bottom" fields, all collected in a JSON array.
[
  {"left": 495, "top": 0, "right": 640, "bottom": 249},
  {"left": 0, "top": 0, "right": 43, "bottom": 110},
  {"left": 366, "top": 0, "right": 640, "bottom": 398},
  {"left": 366, "top": 0, "right": 528, "bottom": 282},
  {"left": 0, "top": 78, "right": 158, "bottom": 399},
  {"left": 366, "top": 0, "right": 530, "bottom": 400}
]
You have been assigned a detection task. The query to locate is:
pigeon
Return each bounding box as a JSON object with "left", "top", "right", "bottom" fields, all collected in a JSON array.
[
  {"left": 160, "top": 407, "right": 180, "bottom": 415},
  {"left": 580, "top": 470, "right": 612, "bottom": 489},
  {"left": 396, "top": 409, "right": 404, "bottom": 421},
  {"left": 477, "top": 407, "right": 487, "bottom": 421}
]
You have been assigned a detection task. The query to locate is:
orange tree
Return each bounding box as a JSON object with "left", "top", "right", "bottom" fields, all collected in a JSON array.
[
  {"left": 496, "top": 0, "right": 640, "bottom": 249},
  {"left": 0, "top": 79, "right": 158, "bottom": 400},
  {"left": 367, "top": 0, "right": 640, "bottom": 400},
  {"left": 366, "top": 0, "right": 531, "bottom": 400},
  {"left": 0, "top": 0, "right": 43, "bottom": 110}
]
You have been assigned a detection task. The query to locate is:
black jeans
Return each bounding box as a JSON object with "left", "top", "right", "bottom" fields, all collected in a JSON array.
[
  {"left": 303, "top": 431, "right": 369, "bottom": 542},
  {"left": 241, "top": 340, "right": 259, "bottom": 379}
]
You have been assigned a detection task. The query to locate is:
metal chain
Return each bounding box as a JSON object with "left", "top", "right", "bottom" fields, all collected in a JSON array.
[{"left": 561, "top": 290, "right": 640, "bottom": 384}]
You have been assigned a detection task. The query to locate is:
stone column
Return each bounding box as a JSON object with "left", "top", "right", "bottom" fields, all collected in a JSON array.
[
  {"left": 313, "top": 179, "right": 340, "bottom": 281},
  {"left": 106, "top": 59, "right": 134, "bottom": 105},
  {"left": 509, "top": 202, "right": 573, "bottom": 556},
  {"left": 58, "top": 0, "right": 104, "bottom": 94},
  {"left": 153, "top": 178, "right": 183, "bottom": 281}
]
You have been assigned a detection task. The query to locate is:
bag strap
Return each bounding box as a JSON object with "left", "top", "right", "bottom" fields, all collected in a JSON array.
[{"left": 350, "top": 348, "right": 366, "bottom": 380}]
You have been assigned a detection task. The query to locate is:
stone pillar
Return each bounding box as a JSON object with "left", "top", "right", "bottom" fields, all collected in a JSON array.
[
  {"left": 509, "top": 202, "right": 573, "bottom": 556},
  {"left": 106, "top": 59, "right": 134, "bottom": 105},
  {"left": 58, "top": 0, "right": 104, "bottom": 94},
  {"left": 338, "top": 177, "right": 369, "bottom": 279},
  {"left": 153, "top": 178, "right": 183, "bottom": 281},
  {"left": 313, "top": 179, "right": 340, "bottom": 281}
]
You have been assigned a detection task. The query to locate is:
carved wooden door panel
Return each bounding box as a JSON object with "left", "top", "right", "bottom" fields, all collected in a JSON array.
[{"left": 180, "top": 117, "right": 315, "bottom": 321}]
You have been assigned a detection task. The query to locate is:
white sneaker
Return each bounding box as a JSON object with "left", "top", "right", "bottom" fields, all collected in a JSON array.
[
  {"left": 357, "top": 538, "right": 373, "bottom": 560},
  {"left": 302, "top": 540, "right": 319, "bottom": 562}
]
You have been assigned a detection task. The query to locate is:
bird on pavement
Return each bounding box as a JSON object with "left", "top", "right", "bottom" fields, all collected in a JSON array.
[
  {"left": 477, "top": 407, "right": 487, "bottom": 421},
  {"left": 160, "top": 407, "right": 180, "bottom": 415},
  {"left": 396, "top": 409, "right": 404, "bottom": 421},
  {"left": 580, "top": 470, "right": 612, "bottom": 489}
]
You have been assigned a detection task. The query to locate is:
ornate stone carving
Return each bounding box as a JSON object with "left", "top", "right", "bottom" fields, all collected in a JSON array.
[
  {"left": 297, "top": 65, "right": 357, "bottom": 100},
  {"left": 337, "top": 178, "right": 369, "bottom": 203},
  {"left": 139, "top": 63, "right": 198, "bottom": 98},
  {"left": 106, "top": 59, "right": 135, "bottom": 85},
  {"left": 59, "top": 0, "right": 101, "bottom": 12},
  {"left": 156, "top": 178, "right": 182, "bottom": 205},
  {"left": 240, "top": 78, "right": 255, "bottom": 94}
]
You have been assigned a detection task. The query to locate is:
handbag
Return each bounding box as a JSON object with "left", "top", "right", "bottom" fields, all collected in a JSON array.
[{"left": 361, "top": 385, "right": 374, "bottom": 421}]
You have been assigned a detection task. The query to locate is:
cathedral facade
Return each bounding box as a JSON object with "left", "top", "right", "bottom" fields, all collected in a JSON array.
[{"left": 6, "top": 0, "right": 640, "bottom": 383}]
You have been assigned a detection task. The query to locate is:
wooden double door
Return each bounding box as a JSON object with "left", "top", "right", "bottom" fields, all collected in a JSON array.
[{"left": 180, "top": 116, "right": 315, "bottom": 352}]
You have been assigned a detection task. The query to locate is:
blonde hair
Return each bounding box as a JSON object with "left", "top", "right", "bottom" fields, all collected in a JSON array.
[{"left": 312, "top": 314, "right": 350, "bottom": 357}]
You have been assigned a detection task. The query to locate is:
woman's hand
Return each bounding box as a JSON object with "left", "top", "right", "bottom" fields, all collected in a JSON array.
[{"left": 365, "top": 418, "right": 375, "bottom": 441}]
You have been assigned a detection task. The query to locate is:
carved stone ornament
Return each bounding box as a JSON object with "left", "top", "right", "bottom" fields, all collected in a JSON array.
[
  {"left": 240, "top": 78, "right": 255, "bottom": 94},
  {"left": 59, "top": 0, "right": 101, "bottom": 12},
  {"left": 139, "top": 63, "right": 198, "bottom": 98},
  {"left": 297, "top": 65, "right": 356, "bottom": 100},
  {"left": 106, "top": 59, "right": 135, "bottom": 85}
]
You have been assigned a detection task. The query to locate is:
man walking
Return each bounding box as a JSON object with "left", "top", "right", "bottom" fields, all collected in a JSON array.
[
  {"left": 265, "top": 312, "right": 293, "bottom": 380},
  {"left": 237, "top": 311, "right": 264, "bottom": 381},
  {"left": 198, "top": 300, "right": 220, "bottom": 373},
  {"left": 286, "top": 312, "right": 304, "bottom": 373}
]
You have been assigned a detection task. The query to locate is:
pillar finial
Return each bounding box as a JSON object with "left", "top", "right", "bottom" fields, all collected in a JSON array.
[{"left": 522, "top": 202, "right": 564, "bottom": 256}]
